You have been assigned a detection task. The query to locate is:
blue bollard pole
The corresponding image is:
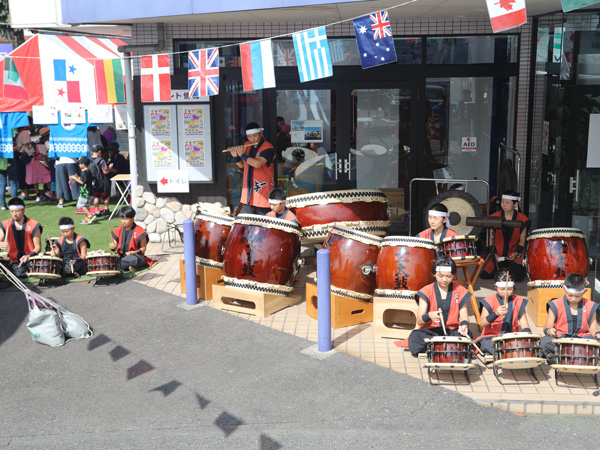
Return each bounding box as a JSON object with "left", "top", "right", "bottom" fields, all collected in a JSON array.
[
  {"left": 183, "top": 219, "right": 198, "bottom": 306},
  {"left": 317, "top": 249, "right": 332, "bottom": 352}
]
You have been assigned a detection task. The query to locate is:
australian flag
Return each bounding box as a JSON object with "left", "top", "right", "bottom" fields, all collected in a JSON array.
[
  {"left": 353, "top": 11, "right": 397, "bottom": 69},
  {"left": 188, "top": 48, "right": 219, "bottom": 98}
]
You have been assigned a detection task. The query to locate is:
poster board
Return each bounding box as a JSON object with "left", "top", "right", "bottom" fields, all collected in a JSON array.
[{"left": 143, "top": 104, "right": 213, "bottom": 182}]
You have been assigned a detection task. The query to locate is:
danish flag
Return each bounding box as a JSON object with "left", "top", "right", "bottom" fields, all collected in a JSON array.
[
  {"left": 370, "top": 11, "right": 392, "bottom": 40},
  {"left": 140, "top": 54, "right": 171, "bottom": 102}
]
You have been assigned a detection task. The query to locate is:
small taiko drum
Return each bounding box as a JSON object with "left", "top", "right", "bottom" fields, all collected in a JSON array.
[
  {"left": 492, "top": 332, "right": 545, "bottom": 369},
  {"left": 425, "top": 336, "right": 474, "bottom": 367},
  {"left": 322, "top": 225, "right": 382, "bottom": 301},
  {"left": 194, "top": 210, "right": 234, "bottom": 268},
  {"left": 552, "top": 338, "right": 600, "bottom": 373},
  {"left": 86, "top": 252, "right": 121, "bottom": 277},
  {"left": 286, "top": 189, "right": 391, "bottom": 243},
  {"left": 222, "top": 214, "right": 302, "bottom": 295},
  {"left": 438, "top": 235, "right": 478, "bottom": 261},
  {"left": 526, "top": 228, "right": 588, "bottom": 286},
  {"left": 375, "top": 236, "right": 436, "bottom": 297},
  {"left": 27, "top": 255, "right": 63, "bottom": 279}
]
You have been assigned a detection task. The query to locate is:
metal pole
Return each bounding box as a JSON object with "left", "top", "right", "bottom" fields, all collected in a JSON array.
[
  {"left": 183, "top": 219, "right": 197, "bottom": 305},
  {"left": 123, "top": 53, "right": 138, "bottom": 205},
  {"left": 317, "top": 249, "right": 331, "bottom": 352}
]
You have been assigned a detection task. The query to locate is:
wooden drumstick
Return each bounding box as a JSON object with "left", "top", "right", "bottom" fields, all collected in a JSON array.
[
  {"left": 222, "top": 143, "right": 255, "bottom": 153},
  {"left": 438, "top": 308, "right": 447, "bottom": 335},
  {"left": 471, "top": 340, "right": 486, "bottom": 363}
]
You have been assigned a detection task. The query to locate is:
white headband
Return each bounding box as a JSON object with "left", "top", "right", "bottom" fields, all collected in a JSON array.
[
  {"left": 436, "top": 266, "right": 452, "bottom": 273},
  {"left": 502, "top": 195, "right": 520, "bottom": 201},
  {"left": 59, "top": 225, "right": 75, "bottom": 230},
  {"left": 495, "top": 281, "right": 515, "bottom": 288},
  {"left": 8, "top": 205, "right": 24, "bottom": 210},
  {"left": 268, "top": 199, "right": 284, "bottom": 204},
  {"left": 429, "top": 210, "right": 449, "bottom": 218},
  {"left": 564, "top": 286, "right": 586, "bottom": 294},
  {"left": 246, "top": 128, "right": 264, "bottom": 135}
]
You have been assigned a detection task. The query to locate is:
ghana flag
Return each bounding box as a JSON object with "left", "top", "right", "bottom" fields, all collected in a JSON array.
[{"left": 94, "top": 58, "right": 125, "bottom": 104}]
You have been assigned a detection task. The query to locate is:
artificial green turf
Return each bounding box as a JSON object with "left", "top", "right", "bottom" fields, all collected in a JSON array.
[{"left": 1, "top": 197, "right": 128, "bottom": 252}]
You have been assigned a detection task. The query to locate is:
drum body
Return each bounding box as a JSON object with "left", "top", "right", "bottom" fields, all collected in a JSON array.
[
  {"left": 554, "top": 338, "right": 600, "bottom": 367},
  {"left": 323, "top": 226, "right": 382, "bottom": 300},
  {"left": 86, "top": 253, "right": 121, "bottom": 277},
  {"left": 527, "top": 228, "right": 588, "bottom": 284},
  {"left": 492, "top": 333, "right": 543, "bottom": 361},
  {"left": 439, "top": 235, "right": 478, "bottom": 261},
  {"left": 222, "top": 214, "right": 302, "bottom": 294},
  {"left": 375, "top": 236, "right": 436, "bottom": 296},
  {"left": 194, "top": 211, "right": 233, "bottom": 268},
  {"left": 27, "top": 256, "right": 63, "bottom": 279},
  {"left": 286, "top": 189, "right": 391, "bottom": 243},
  {"left": 426, "top": 336, "right": 473, "bottom": 364}
]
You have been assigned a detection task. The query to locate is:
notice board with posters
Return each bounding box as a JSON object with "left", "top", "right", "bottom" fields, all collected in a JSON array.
[{"left": 143, "top": 104, "right": 213, "bottom": 182}]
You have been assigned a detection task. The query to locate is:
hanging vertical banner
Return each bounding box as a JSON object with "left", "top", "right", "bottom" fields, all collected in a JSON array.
[
  {"left": 240, "top": 39, "right": 275, "bottom": 91},
  {"left": 188, "top": 48, "right": 219, "bottom": 98},
  {"left": 561, "top": 0, "right": 600, "bottom": 12},
  {"left": 486, "top": 0, "right": 527, "bottom": 33},
  {"left": 353, "top": 10, "right": 397, "bottom": 69},
  {"left": 140, "top": 54, "right": 172, "bottom": 102},
  {"left": 292, "top": 27, "right": 333, "bottom": 82}
]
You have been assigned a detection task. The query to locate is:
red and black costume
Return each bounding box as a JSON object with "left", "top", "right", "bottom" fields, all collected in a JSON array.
[
  {"left": 54, "top": 233, "right": 90, "bottom": 276},
  {"left": 240, "top": 138, "right": 275, "bottom": 211},
  {"left": 417, "top": 227, "right": 458, "bottom": 243},
  {"left": 0, "top": 216, "right": 41, "bottom": 277},
  {"left": 476, "top": 293, "right": 528, "bottom": 354},
  {"left": 111, "top": 223, "right": 149, "bottom": 271},
  {"left": 408, "top": 282, "right": 472, "bottom": 356},
  {"left": 267, "top": 209, "right": 299, "bottom": 223}
]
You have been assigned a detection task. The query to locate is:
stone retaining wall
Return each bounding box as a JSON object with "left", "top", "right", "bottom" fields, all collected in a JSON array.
[{"left": 133, "top": 185, "right": 197, "bottom": 243}]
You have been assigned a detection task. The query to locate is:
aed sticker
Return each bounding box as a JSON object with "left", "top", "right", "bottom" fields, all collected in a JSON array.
[{"left": 461, "top": 137, "right": 477, "bottom": 152}]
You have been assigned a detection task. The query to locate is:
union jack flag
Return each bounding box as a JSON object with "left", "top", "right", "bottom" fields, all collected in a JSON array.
[
  {"left": 188, "top": 48, "right": 219, "bottom": 98},
  {"left": 277, "top": 45, "right": 296, "bottom": 66},
  {"left": 370, "top": 11, "right": 392, "bottom": 40}
]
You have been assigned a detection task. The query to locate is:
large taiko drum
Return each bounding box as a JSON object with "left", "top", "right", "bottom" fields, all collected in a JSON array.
[
  {"left": 374, "top": 236, "right": 436, "bottom": 297},
  {"left": 438, "top": 235, "right": 478, "bottom": 261},
  {"left": 27, "top": 255, "right": 64, "bottom": 279},
  {"left": 425, "top": 336, "right": 473, "bottom": 365},
  {"left": 553, "top": 338, "right": 600, "bottom": 368},
  {"left": 194, "top": 210, "right": 234, "bottom": 268},
  {"left": 86, "top": 252, "right": 121, "bottom": 277},
  {"left": 222, "top": 214, "right": 302, "bottom": 295},
  {"left": 286, "top": 189, "right": 391, "bottom": 243},
  {"left": 526, "top": 228, "right": 588, "bottom": 286},
  {"left": 492, "top": 332, "right": 545, "bottom": 369},
  {"left": 322, "top": 225, "right": 382, "bottom": 300}
]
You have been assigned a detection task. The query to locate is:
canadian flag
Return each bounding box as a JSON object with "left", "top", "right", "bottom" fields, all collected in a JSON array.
[
  {"left": 140, "top": 54, "right": 171, "bottom": 102},
  {"left": 486, "top": 0, "right": 527, "bottom": 33}
]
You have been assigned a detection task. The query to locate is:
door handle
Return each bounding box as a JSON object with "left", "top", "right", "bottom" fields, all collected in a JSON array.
[{"left": 569, "top": 169, "right": 580, "bottom": 202}]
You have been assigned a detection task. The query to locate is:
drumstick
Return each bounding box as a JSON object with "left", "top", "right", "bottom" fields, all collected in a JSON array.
[
  {"left": 438, "top": 308, "right": 447, "bottom": 335},
  {"left": 222, "top": 143, "right": 255, "bottom": 153},
  {"left": 471, "top": 340, "right": 487, "bottom": 363}
]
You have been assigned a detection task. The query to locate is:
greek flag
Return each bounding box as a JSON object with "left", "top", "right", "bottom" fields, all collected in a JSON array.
[{"left": 292, "top": 27, "right": 333, "bottom": 82}]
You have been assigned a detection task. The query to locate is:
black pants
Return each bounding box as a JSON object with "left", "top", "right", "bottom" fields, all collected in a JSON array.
[
  {"left": 408, "top": 326, "right": 474, "bottom": 356},
  {"left": 7, "top": 260, "right": 29, "bottom": 278},
  {"left": 241, "top": 204, "right": 270, "bottom": 215},
  {"left": 64, "top": 258, "right": 88, "bottom": 277}
]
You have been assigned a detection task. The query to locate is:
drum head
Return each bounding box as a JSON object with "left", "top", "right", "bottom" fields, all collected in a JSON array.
[
  {"left": 425, "top": 190, "right": 484, "bottom": 236},
  {"left": 27, "top": 272, "right": 62, "bottom": 279}
]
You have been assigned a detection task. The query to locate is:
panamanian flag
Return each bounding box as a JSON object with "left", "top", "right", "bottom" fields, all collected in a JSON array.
[
  {"left": 353, "top": 11, "right": 397, "bottom": 69},
  {"left": 188, "top": 48, "right": 219, "bottom": 98},
  {"left": 292, "top": 27, "right": 333, "bottom": 82},
  {"left": 53, "top": 59, "right": 81, "bottom": 103},
  {"left": 240, "top": 39, "right": 275, "bottom": 92}
]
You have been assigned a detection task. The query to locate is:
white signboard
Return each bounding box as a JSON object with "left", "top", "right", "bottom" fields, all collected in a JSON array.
[
  {"left": 461, "top": 136, "right": 477, "bottom": 152},
  {"left": 87, "top": 105, "right": 113, "bottom": 123},
  {"left": 114, "top": 104, "right": 128, "bottom": 130},
  {"left": 156, "top": 169, "right": 190, "bottom": 193},
  {"left": 32, "top": 105, "right": 58, "bottom": 124}
]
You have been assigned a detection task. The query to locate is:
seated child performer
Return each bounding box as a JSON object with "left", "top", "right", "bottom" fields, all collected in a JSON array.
[
  {"left": 541, "top": 273, "right": 600, "bottom": 363},
  {"left": 109, "top": 206, "right": 149, "bottom": 273},
  {"left": 266, "top": 188, "right": 299, "bottom": 223},
  {"left": 481, "top": 190, "right": 530, "bottom": 281},
  {"left": 50, "top": 216, "right": 90, "bottom": 277},
  {"left": 416, "top": 203, "right": 458, "bottom": 244},
  {"left": 475, "top": 269, "right": 532, "bottom": 355},
  {"left": 0, "top": 197, "right": 42, "bottom": 277},
  {"left": 408, "top": 256, "right": 473, "bottom": 356}
]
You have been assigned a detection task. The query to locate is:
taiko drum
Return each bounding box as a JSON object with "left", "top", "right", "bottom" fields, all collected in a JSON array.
[
  {"left": 194, "top": 211, "right": 234, "bottom": 268},
  {"left": 526, "top": 228, "right": 588, "bottom": 282},
  {"left": 27, "top": 255, "right": 63, "bottom": 279},
  {"left": 375, "top": 236, "right": 436, "bottom": 295},
  {"left": 492, "top": 333, "right": 543, "bottom": 361},
  {"left": 438, "top": 235, "right": 478, "bottom": 261},
  {"left": 222, "top": 214, "right": 302, "bottom": 293},
  {"left": 426, "top": 336, "right": 473, "bottom": 365},
  {"left": 86, "top": 253, "right": 121, "bottom": 276},
  {"left": 554, "top": 338, "right": 600, "bottom": 367},
  {"left": 322, "top": 225, "right": 382, "bottom": 300}
]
